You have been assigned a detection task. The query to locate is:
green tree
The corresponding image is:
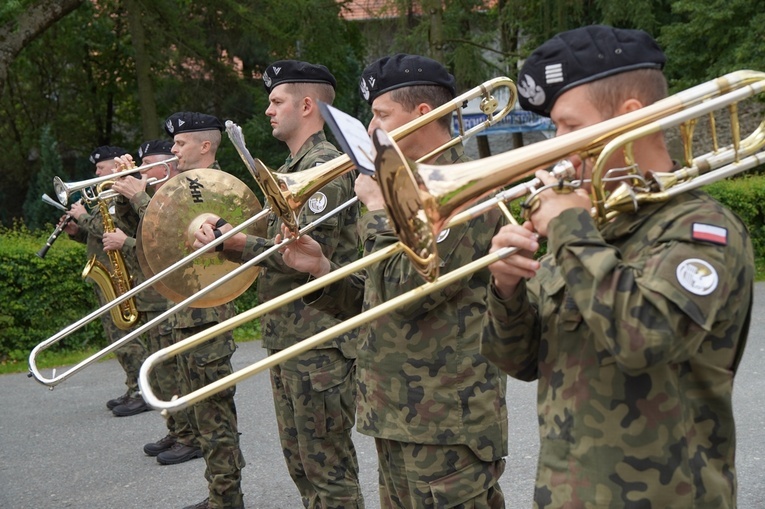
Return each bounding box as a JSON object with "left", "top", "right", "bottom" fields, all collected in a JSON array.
[
  {"left": 22, "top": 125, "right": 62, "bottom": 231},
  {"left": 660, "top": 0, "right": 765, "bottom": 90}
]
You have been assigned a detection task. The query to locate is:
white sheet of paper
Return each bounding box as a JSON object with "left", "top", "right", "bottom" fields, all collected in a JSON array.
[{"left": 318, "top": 102, "right": 375, "bottom": 175}]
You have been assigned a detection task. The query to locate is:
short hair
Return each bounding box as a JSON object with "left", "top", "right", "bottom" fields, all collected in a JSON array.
[
  {"left": 389, "top": 85, "right": 454, "bottom": 132},
  {"left": 186, "top": 129, "right": 221, "bottom": 152},
  {"left": 585, "top": 69, "right": 668, "bottom": 118},
  {"left": 286, "top": 82, "right": 336, "bottom": 106}
]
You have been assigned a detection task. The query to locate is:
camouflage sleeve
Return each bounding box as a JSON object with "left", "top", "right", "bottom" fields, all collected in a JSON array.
[
  {"left": 549, "top": 205, "right": 750, "bottom": 372},
  {"left": 359, "top": 208, "right": 492, "bottom": 318},
  {"left": 303, "top": 265, "right": 365, "bottom": 320},
  {"left": 129, "top": 191, "right": 152, "bottom": 218},
  {"left": 68, "top": 228, "right": 88, "bottom": 245},
  {"left": 480, "top": 279, "right": 541, "bottom": 382},
  {"left": 75, "top": 210, "right": 105, "bottom": 238}
]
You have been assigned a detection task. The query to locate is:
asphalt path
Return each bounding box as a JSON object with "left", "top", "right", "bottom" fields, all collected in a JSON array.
[{"left": 2, "top": 283, "right": 764, "bottom": 508}]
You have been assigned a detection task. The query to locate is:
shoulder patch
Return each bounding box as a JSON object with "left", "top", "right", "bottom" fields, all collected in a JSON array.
[
  {"left": 692, "top": 223, "right": 728, "bottom": 246},
  {"left": 308, "top": 192, "right": 328, "bottom": 213},
  {"left": 676, "top": 258, "right": 718, "bottom": 296}
]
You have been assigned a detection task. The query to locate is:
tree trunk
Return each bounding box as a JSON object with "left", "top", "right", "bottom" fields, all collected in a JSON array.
[
  {"left": 0, "top": 0, "right": 85, "bottom": 93},
  {"left": 124, "top": 0, "right": 160, "bottom": 140}
]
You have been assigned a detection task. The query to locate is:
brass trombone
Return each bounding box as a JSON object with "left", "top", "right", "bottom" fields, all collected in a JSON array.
[
  {"left": 52, "top": 157, "right": 178, "bottom": 205},
  {"left": 28, "top": 77, "right": 518, "bottom": 388},
  {"left": 137, "top": 69, "right": 765, "bottom": 413}
]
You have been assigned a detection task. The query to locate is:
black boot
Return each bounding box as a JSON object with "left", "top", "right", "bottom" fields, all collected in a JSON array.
[
  {"left": 143, "top": 434, "right": 176, "bottom": 456},
  {"left": 106, "top": 391, "right": 129, "bottom": 410},
  {"left": 112, "top": 394, "right": 150, "bottom": 417},
  {"left": 157, "top": 442, "right": 203, "bottom": 465}
]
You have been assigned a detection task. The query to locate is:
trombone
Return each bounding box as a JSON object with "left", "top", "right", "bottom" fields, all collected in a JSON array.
[
  {"left": 28, "top": 77, "right": 518, "bottom": 388},
  {"left": 52, "top": 156, "right": 178, "bottom": 205},
  {"left": 137, "top": 69, "right": 765, "bottom": 412}
]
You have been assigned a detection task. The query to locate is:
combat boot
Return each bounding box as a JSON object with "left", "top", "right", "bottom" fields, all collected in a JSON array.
[
  {"left": 112, "top": 394, "right": 150, "bottom": 417},
  {"left": 157, "top": 442, "right": 203, "bottom": 465},
  {"left": 144, "top": 434, "right": 176, "bottom": 456},
  {"left": 181, "top": 497, "right": 209, "bottom": 509},
  {"left": 106, "top": 391, "right": 130, "bottom": 410}
]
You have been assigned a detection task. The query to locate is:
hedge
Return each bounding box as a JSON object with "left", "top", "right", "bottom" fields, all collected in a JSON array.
[
  {"left": 2, "top": 175, "right": 764, "bottom": 362},
  {"left": 0, "top": 224, "right": 259, "bottom": 363}
]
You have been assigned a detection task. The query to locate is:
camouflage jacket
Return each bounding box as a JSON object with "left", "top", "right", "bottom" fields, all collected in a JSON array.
[
  {"left": 309, "top": 144, "right": 508, "bottom": 462},
  {"left": 481, "top": 190, "right": 753, "bottom": 508},
  {"left": 240, "top": 130, "right": 360, "bottom": 355},
  {"left": 114, "top": 191, "right": 173, "bottom": 312}
]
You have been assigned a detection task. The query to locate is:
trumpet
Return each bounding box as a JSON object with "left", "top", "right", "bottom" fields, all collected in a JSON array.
[
  {"left": 52, "top": 156, "right": 177, "bottom": 205},
  {"left": 138, "top": 70, "right": 765, "bottom": 413},
  {"left": 28, "top": 77, "right": 518, "bottom": 388}
]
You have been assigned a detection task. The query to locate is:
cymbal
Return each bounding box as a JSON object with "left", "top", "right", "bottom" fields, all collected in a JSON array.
[
  {"left": 135, "top": 219, "right": 186, "bottom": 305},
  {"left": 138, "top": 168, "right": 266, "bottom": 308}
]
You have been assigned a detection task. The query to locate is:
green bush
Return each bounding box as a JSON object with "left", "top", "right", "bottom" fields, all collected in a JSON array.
[
  {"left": 0, "top": 223, "right": 262, "bottom": 364},
  {"left": 706, "top": 175, "right": 765, "bottom": 260},
  {"left": 0, "top": 223, "right": 103, "bottom": 362}
]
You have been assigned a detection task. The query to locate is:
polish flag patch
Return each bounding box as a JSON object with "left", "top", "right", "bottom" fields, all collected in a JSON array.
[{"left": 692, "top": 223, "right": 728, "bottom": 245}]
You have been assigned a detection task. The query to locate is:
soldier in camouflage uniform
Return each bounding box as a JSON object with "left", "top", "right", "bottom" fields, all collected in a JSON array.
[
  {"left": 480, "top": 26, "right": 753, "bottom": 509},
  {"left": 63, "top": 145, "right": 149, "bottom": 415},
  {"left": 278, "top": 54, "right": 508, "bottom": 509},
  {"left": 158, "top": 112, "right": 246, "bottom": 509},
  {"left": 193, "top": 61, "right": 364, "bottom": 509},
  {"left": 109, "top": 140, "right": 198, "bottom": 455}
]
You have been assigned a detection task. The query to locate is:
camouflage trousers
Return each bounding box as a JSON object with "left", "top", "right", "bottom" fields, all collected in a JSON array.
[
  {"left": 94, "top": 286, "right": 147, "bottom": 395},
  {"left": 268, "top": 347, "right": 364, "bottom": 509},
  {"left": 175, "top": 326, "right": 245, "bottom": 509},
  {"left": 375, "top": 439, "right": 506, "bottom": 509},
  {"left": 141, "top": 311, "right": 193, "bottom": 442}
]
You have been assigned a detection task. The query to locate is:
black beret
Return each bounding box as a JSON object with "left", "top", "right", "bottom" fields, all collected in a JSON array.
[
  {"left": 517, "top": 25, "right": 666, "bottom": 117},
  {"left": 262, "top": 60, "right": 336, "bottom": 94},
  {"left": 164, "top": 111, "right": 224, "bottom": 136},
  {"left": 89, "top": 146, "right": 128, "bottom": 165},
  {"left": 138, "top": 139, "right": 174, "bottom": 159},
  {"left": 359, "top": 53, "right": 456, "bottom": 105}
]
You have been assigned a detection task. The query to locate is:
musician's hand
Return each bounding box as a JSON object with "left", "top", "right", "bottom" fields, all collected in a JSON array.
[
  {"left": 102, "top": 228, "right": 127, "bottom": 251},
  {"left": 192, "top": 216, "right": 246, "bottom": 252},
  {"left": 112, "top": 172, "right": 147, "bottom": 200},
  {"left": 59, "top": 214, "right": 78, "bottom": 235},
  {"left": 528, "top": 169, "right": 590, "bottom": 237},
  {"left": 69, "top": 201, "right": 87, "bottom": 220},
  {"left": 355, "top": 174, "right": 385, "bottom": 211},
  {"left": 488, "top": 222, "right": 541, "bottom": 299},
  {"left": 114, "top": 154, "right": 135, "bottom": 172},
  {"left": 276, "top": 224, "right": 330, "bottom": 278}
]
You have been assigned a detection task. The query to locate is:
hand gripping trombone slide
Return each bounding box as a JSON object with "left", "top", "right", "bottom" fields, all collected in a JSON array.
[
  {"left": 28, "top": 77, "right": 518, "bottom": 387},
  {"left": 138, "top": 70, "right": 765, "bottom": 413}
]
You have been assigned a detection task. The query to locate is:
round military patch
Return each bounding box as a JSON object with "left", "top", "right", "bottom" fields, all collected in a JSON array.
[
  {"left": 676, "top": 258, "right": 718, "bottom": 296},
  {"left": 308, "top": 192, "right": 328, "bottom": 213},
  {"left": 436, "top": 228, "right": 450, "bottom": 243}
]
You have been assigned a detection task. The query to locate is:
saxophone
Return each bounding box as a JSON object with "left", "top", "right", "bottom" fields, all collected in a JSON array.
[{"left": 82, "top": 182, "right": 140, "bottom": 330}]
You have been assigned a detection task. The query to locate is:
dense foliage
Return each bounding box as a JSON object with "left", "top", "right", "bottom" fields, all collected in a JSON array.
[{"left": 3, "top": 0, "right": 764, "bottom": 229}]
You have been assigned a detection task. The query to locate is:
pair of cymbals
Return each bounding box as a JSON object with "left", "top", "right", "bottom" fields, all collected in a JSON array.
[{"left": 137, "top": 168, "right": 266, "bottom": 308}]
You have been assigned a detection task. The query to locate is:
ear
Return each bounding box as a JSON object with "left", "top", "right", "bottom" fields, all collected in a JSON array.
[
  {"left": 617, "top": 98, "right": 644, "bottom": 115},
  {"left": 416, "top": 102, "right": 433, "bottom": 116},
  {"left": 302, "top": 96, "right": 314, "bottom": 116},
  {"left": 200, "top": 140, "right": 212, "bottom": 154}
]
